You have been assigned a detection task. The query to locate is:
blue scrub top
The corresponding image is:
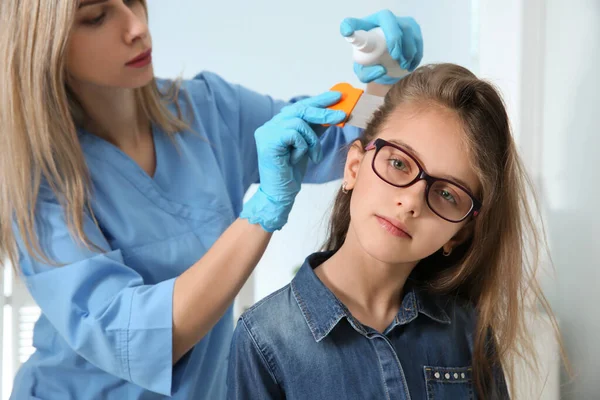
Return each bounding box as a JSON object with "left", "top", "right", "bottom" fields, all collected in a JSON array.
[{"left": 11, "top": 72, "right": 360, "bottom": 399}]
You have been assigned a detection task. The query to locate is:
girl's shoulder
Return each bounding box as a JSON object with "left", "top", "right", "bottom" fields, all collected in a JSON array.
[{"left": 238, "top": 285, "right": 296, "bottom": 330}]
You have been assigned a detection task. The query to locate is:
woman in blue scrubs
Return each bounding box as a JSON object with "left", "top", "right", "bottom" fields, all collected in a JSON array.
[{"left": 0, "top": 1, "right": 422, "bottom": 398}]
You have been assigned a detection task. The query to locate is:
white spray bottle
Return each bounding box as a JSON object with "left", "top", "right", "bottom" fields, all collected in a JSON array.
[{"left": 345, "top": 27, "right": 408, "bottom": 79}]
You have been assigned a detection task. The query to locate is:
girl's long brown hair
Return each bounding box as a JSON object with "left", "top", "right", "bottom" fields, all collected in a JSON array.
[{"left": 324, "top": 63, "right": 569, "bottom": 398}]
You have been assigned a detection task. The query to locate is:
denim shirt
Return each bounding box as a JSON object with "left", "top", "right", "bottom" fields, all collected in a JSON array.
[{"left": 227, "top": 252, "right": 509, "bottom": 399}]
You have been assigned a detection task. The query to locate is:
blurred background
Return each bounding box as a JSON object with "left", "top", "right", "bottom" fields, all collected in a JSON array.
[{"left": 1, "top": 0, "right": 598, "bottom": 398}]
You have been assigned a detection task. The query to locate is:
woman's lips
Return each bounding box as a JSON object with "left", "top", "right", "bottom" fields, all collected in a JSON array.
[{"left": 126, "top": 49, "right": 152, "bottom": 67}]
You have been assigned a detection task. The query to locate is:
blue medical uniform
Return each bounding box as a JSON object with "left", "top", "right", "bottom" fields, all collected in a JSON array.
[{"left": 11, "top": 72, "right": 360, "bottom": 399}]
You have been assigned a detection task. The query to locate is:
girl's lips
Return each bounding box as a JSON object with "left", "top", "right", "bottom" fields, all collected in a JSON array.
[{"left": 376, "top": 215, "right": 412, "bottom": 238}]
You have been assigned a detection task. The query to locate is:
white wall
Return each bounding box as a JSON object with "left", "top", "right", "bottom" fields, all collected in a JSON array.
[
  {"left": 148, "top": 1, "right": 474, "bottom": 97},
  {"left": 540, "top": 1, "right": 600, "bottom": 398},
  {"left": 147, "top": 0, "right": 475, "bottom": 302},
  {"left": 479, "top": 1, "right": 600, "bottom": 397}
]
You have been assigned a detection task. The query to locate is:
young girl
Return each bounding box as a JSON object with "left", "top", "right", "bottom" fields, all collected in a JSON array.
[{"left": 227, "top": 63, "right": 565, "bottom": 399}]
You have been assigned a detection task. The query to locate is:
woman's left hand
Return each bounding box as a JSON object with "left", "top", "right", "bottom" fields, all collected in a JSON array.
[{"left": 341, "top": 9, "right": 423, "bottom": 85}]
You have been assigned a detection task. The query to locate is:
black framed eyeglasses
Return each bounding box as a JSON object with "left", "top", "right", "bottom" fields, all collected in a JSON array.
[{"left": 364, "top": 138, "right": 482, "bottom": 223}]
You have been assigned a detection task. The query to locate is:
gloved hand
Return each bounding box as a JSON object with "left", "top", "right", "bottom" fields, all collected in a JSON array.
[
  {"left": 341, "top": 9, "right": 423, "bottom": 85},
  {"left": 240, "top": 92, "right": 346, "bottom": 232}
]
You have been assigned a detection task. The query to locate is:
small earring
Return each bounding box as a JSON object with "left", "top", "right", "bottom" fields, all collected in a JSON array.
[
  {"left": 443, "top": 248, "right": 452, "bottom": 257},
  {"left": 342, "top": 181, "right": 349, "bottom": 194}
]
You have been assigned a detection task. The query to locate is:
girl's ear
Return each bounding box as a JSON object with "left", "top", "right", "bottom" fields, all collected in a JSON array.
[
  {"left": 343, "top": 140, "right": 365, "bottom": 191},
  {"left": 442, "top": 220, "right": 475, "bottom": 254}
]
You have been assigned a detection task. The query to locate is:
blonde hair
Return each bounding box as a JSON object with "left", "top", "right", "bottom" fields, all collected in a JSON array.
[
  {"left": 324, "top": 64, "right": 570, "bottom": 398},
  {"left": 0, "top": 0, "right": 189, "bottom": 270}
]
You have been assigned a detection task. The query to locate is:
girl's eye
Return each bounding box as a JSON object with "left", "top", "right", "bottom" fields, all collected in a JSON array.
[
  {"left": 438, "top": 189, "right": 457, "bottom": 205},
  {"left": 389, "top": 158, "right": 408, "bottom": 171}
]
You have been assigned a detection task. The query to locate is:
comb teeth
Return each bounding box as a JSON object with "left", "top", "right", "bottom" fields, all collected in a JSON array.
[{"left": 345, "top": 93, "right": 385, "bottom": 129}]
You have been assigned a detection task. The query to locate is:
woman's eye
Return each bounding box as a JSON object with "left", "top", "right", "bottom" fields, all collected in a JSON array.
[{"left": 84, "top": 13, "right": 106, "bottom": 25}]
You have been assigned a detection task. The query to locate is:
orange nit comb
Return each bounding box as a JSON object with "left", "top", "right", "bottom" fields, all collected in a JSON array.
[{"left": 326, "top": 83, "right": 364, "bottom": 128}]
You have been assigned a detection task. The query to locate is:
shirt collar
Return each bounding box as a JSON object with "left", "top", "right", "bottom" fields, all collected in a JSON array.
[{"left": 291, "top": 252, "right": 451, "bottom": 342}]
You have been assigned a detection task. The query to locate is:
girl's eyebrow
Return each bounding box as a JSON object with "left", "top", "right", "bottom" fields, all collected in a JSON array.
[
  {"left": 388, "top": 138, "right": 423, "bottom": 160},
  {"left": 439, "top": 174, "right": 476, "bottom": 195},
  {"left": 388, "top": 138, "right": 476, "bottom": 193}
]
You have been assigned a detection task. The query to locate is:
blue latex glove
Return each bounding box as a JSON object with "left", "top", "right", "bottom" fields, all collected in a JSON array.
[
  {"left": 240, "top": 92, "right": 346, "bottom": 232},
  {"left": 340, "top": 10, "right": 423, "bottom": 85}
]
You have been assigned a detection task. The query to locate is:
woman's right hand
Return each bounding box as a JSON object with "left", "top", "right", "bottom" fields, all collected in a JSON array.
[{"left": 239, "top": 92, "right": 346, "bottom": 232}]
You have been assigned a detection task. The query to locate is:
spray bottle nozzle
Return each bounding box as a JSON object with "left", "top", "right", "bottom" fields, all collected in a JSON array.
[
  {"left": 346, "top": 27, "right": 408, "bottom": 79},
  {"left": 345, "top": 30, "right": 374, "bottom": 52}
]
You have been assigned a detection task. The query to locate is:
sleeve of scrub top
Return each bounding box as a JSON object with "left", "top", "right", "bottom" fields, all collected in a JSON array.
[
  {"left": 227, "top": 319, "right": 284, "bottom": 399},
  {"left": 193, "top": 72, "right": 362, "bottom": 190},
  {"left": 17, "top": 191, "right": 176, "bottom": 396}
]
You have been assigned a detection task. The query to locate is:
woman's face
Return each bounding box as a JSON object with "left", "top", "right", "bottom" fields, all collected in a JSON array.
[
  {"left": 66, "top": 0, "right": 153, "bottom": 90},
  {"left": 343, "top": 103, "right": 481, "bottom": 266}
]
